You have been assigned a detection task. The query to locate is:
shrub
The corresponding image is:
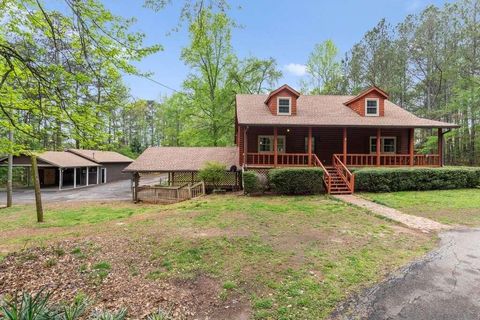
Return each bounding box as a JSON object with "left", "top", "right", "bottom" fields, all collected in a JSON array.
[
  {"left": 198, "top": 161, "right": 227, "bottom": 190},
  {"left": 353, "top": 167, "right": 480, "bottom": 192},
  {"left": 268, "top": 168, "right": 324, "bottom": 195},
  {"left": 243, "top": 171, "right": 267, "bottom": 194}
]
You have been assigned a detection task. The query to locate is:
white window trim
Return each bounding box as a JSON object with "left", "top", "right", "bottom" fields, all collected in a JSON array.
[
  {"left": 369, "top": 136, "right": 397, "bottom": 154},
  {"left": 258, "top": 135, "right": 286, "bottom": 153},
  {"left": 365, "top": 98, "right": 380, "bottom": 117},
  {"left": 277, "top": 97, "right": 292, "bottom": 115}
]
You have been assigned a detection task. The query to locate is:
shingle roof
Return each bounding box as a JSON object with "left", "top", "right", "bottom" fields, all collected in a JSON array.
[
  {"left": 39, "top": 151, "right": 100, "bottom": 168},
  {"left": 124, "top": 147, "right": 239, "bottom": 172},
  {"left": 236, "top": 94, "right": 459, "bottom": 128},
  {"left": 67, "top": 149, "right": 133, "bottom": 163}
]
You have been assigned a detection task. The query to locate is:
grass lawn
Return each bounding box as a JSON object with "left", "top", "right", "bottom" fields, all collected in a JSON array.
[
  {"left": 0, "top": 195, "right": 435, "bottom": 319},
  {"left": 360, "top": 188, "right": 480, "bottom": 226}
]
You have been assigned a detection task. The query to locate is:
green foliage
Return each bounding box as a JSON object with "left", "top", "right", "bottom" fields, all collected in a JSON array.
[
  {"left": 301, "top": 39, "right": 344, "bottom": 94},
  {"left": 242, "top": 171, "right": 267, "bottom": 194},
  {"left": 92, "top": 309, "right": 127, "bottom": 320},
  {"left": 268, "top": 168, "right": 324, "bottom": 195},
  {"left": 353, "top": 167, "right": 480, "bottom": 192},
  {"left": 198, "top": 161, "right": 227, "bottom": 189}
]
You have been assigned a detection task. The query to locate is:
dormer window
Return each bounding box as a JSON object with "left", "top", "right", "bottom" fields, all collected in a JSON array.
[
  {"left": 277, "top": 97, "right": 291, "bottom": 115},
  {"left": 365, "top": 98, "right": 379, "bottom": 116}
]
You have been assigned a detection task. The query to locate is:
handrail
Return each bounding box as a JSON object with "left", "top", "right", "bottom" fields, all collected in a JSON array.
[
  {"left": 334, "top": 153, "right": 440, "bottom": 167},
  {"left": 312, "top": 154, "right": 331, "bottom": 194},
  {"left": 332, "top": 154, "right": 355, "bottom": 193}
]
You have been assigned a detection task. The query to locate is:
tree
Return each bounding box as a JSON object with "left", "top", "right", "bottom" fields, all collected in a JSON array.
[{"left": 301, "top": 40, "right": 343, "bottom": 94}]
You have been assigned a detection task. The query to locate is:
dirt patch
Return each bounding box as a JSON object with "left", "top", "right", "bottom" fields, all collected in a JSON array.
[{"left": 0, "top": 238, "right": 251, "bottom": 319}]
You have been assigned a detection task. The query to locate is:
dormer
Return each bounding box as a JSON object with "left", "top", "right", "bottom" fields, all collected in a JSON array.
[
  {"left": 265, "top": 84, "right": 301, "bottom": 116},
  {"left": 344, "top": 86, "right": 388, "bottom": 117}
]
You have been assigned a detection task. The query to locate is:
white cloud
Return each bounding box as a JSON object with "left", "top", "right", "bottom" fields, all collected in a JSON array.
[{"left": 284, "top": 63, "right": 307, "bottom": 77}]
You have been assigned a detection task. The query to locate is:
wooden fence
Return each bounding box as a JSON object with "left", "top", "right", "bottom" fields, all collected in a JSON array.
[{"left": 135, "top": 181, "right": 205, "bottom": 204}]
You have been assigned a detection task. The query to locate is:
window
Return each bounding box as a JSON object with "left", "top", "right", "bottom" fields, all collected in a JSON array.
[
  {"left": 365, "top": 98, "right": 379, "bottom": 116},
  {"left": 258, "top": 135, "right": 286, "bottom": 153},
  {"left": 370, "top": 137, "right": 397, "bottom": 154},
  {"left": 277, "top": 97, "right": 291, "bottom": 115},
  {"left": 304, "top": 137, "right": 315, "bottom": 153}
]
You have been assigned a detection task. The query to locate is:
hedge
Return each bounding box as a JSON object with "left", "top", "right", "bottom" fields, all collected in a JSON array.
[
  {"left": 243, "top": 171, "right": 267, "bottom": 194},
  {"left": 268, "top": 168, "right": 324, "bottom": 195},
  {"left": 352, "top": 167, "right": 480, "bottom": 192}
]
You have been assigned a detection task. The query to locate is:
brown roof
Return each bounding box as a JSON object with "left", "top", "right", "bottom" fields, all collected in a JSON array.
[
  {"left": 39, "top": 151, "right": 100, "bottom": 168},
  {"left": 236, "top": 94, "right": 459, "bottom": 128},
  {"left": 265, "top": 84, "right": 300, "bottom": 104},
  {"left": 68, "top": 149, "right": 133, "bottom": 163},
  {"left": 344, "top": 86, "right": 389, "bottom": 105},
  {"left": 124, "top": 147, "right": 239, "bottom": 172}
]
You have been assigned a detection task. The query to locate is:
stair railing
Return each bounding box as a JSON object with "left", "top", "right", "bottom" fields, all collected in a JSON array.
[
  {"left": 332, "top": 154, "right": 355, "bottom": 193},
  {"left": 312, "top": 154, "right": 331, "bottom": 194}
]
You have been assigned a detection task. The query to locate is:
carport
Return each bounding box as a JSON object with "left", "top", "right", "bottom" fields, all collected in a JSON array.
[{"left": 0, "top": 151, "right": 101, "bottom": 190}]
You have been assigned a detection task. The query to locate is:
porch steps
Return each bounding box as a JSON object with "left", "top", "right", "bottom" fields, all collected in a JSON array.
[{"left": 325, "top": 166, "right": 352, "bottom": 195}]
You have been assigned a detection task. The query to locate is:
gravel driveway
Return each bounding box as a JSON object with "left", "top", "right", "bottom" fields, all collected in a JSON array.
[
  {"left": 332, "top": 228, "right": 480, "bottom": 319},
  {"left": 0, "top": 179, "right": 132, "bottom": 204}
]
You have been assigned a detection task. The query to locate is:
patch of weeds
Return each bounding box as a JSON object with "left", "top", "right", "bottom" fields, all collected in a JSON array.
[
  {"left": 71, "top": 247, "right": 87, "bottom": 259},
  {"left": 79, "top": 263, "right": 88, "bottom": 273},
  {"left": 222, "top": 280, "right": 236, "bottom": 290},
  {"left": 161, "top": 259, "right": 172, "bottom": 271},
  {"left": 53, "top": 247, "right": 65, "bottom": 257},
  {"left": 19, "top": 252, "right": 38, "bottom": 262},
  {"left": 146, "top": 269, "right": 164, "bottom": 280},
  {"left": 91, "top": 261, "right": 111, "bottom": 283},
  {"left": 254, "top": 298, "right": 273, "bottom": 309},
  {"left": 45, "top": 258, "right": 57, "bottom": 268}
]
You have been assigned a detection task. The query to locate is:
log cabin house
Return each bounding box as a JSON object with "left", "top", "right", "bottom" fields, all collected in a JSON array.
[{"left": 126, "top": 84, "right": 458, "bottom": 197}]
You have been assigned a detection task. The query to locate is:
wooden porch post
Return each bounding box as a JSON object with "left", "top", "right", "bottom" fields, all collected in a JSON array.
[
  {"left": 438, "top": 128, "right": 443, "bottom": 167},
  {"left": 376, "top": 128, "right": 381, "bottom": 166},
  {"left": 308, "top": 127, "right": 312, "bottom": 165},
  {"left": 73, "top": 167, "right": 77, "bottom": 188},
  {"left": 409, "top": 128, "right": 414, "bottom": 166},
  {"left": 243, "top": 126, "right": 248, "bottom": 166},
  {"left": 273, "top": 127, "right": 278, "bottom": 167},
  {"left": 342, "top": 127, "right": 347, "bottom": 163}
]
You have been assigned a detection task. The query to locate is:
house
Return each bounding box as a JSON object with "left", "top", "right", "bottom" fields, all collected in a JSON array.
[
  {"left": 126, "top": 85, "right": 458, "bottom": 196},
  {"left": 0, "top": 149, "right": 133, "bottom": 190}
]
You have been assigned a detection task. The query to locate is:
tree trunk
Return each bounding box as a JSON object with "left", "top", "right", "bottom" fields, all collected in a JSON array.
[
  {"left": 31, "top": 155, "right": 44, "bottom": 222},
  {"left": 6, "top": 130, "right": 13, "bottom": 207}
]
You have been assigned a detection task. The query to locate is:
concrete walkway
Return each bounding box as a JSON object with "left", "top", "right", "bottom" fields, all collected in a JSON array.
[
  {"left": 331, "top": 228, "right": 480, "bottom": 319},
  {"left": 334, "top": 194, "right": 449, "bottom": 233}
]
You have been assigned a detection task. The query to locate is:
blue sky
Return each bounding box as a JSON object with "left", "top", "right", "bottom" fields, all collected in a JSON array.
[{"left": 102, "top": 0, "right": 449, "bottom": 100}]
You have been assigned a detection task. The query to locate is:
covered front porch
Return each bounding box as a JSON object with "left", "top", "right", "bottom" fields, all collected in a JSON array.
[{"left": 240, "top": 126, "right": 444, "bottom": 168}]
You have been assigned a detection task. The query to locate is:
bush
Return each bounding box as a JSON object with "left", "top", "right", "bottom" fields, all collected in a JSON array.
[
  {"left": 268, "top": 168, "right": 324, "bottom": 195},
  {"left": 353, "top": 167, "right": 480, "bottom": 192},
  {"left": 198, "top": 161, "right": 227, "bottom": 190},
  {"left": 243, "top": 171, "right": 267, "bottom": 194}
]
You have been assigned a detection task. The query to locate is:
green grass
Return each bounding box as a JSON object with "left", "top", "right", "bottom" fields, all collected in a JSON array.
[
  {"left": 361, "top": 188, "right": 480, "bottom": 226},
  {"left": 0, "top": 202, "right": 152, "bottom": 232},
  {"left": 1, "top": 195, "right": 435, "bottom": 319}
]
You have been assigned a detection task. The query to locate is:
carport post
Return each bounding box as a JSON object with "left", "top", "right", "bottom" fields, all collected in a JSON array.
[
  {"left": 97, "top": 167, "right": 100, "bottom": 184},
  {"left": 73, "top": 168, "right": 77, "bottom": 188},
  {"left": 59, "top": 168, "right": 63, "bottom": 190},
  {"left": 86, "top": 167, "right": 89, "bottom": 186}
]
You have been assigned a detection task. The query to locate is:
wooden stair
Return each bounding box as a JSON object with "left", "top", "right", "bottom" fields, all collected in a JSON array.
[{"left": 325, "top": 166, "right": 353, "bottom": 195}]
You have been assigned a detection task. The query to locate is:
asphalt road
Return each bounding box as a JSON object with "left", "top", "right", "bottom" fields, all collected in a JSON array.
[
  {"left": 0, "top": 179, "right": 132, "bottom": 204},
  {"left": 333, "top": 229, "right": 480, "bottom": 320}
]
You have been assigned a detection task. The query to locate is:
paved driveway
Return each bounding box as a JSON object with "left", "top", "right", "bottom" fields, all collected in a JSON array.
[
  {"left": 0, "top": 179, "right": 132, "bottom": 204},
  {"left": 333, "top": 229, "right": 480, "bottom": 320}
]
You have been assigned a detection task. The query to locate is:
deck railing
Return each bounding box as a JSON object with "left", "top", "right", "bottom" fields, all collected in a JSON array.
[
  {"left": 136, "top": 181, "right": 205, "bottom": 204},
  {"left": 334, "top": 154, "right": 440, "bottom": 167},
  {"left": 332, "top": 155, "right": 355, "bottom": 193}
]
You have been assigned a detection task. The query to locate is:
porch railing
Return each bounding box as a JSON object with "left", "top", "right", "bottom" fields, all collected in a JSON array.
[
  {"left": 332, "top": 155, "right": 355, "bottom": 193},
  {"left": 246, "top": 153, "right": 310, "bottom": 166},
  {"left": 312, "top": 154, "right": 331, "bottom": 193},
  {"left": 334, "top": 154, "right": 440, "bottom": 167}
]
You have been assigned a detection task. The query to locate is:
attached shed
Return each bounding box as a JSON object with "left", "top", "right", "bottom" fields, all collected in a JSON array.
[{"left": 124, "top": 147, "right": 241, "bottom": 202}]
